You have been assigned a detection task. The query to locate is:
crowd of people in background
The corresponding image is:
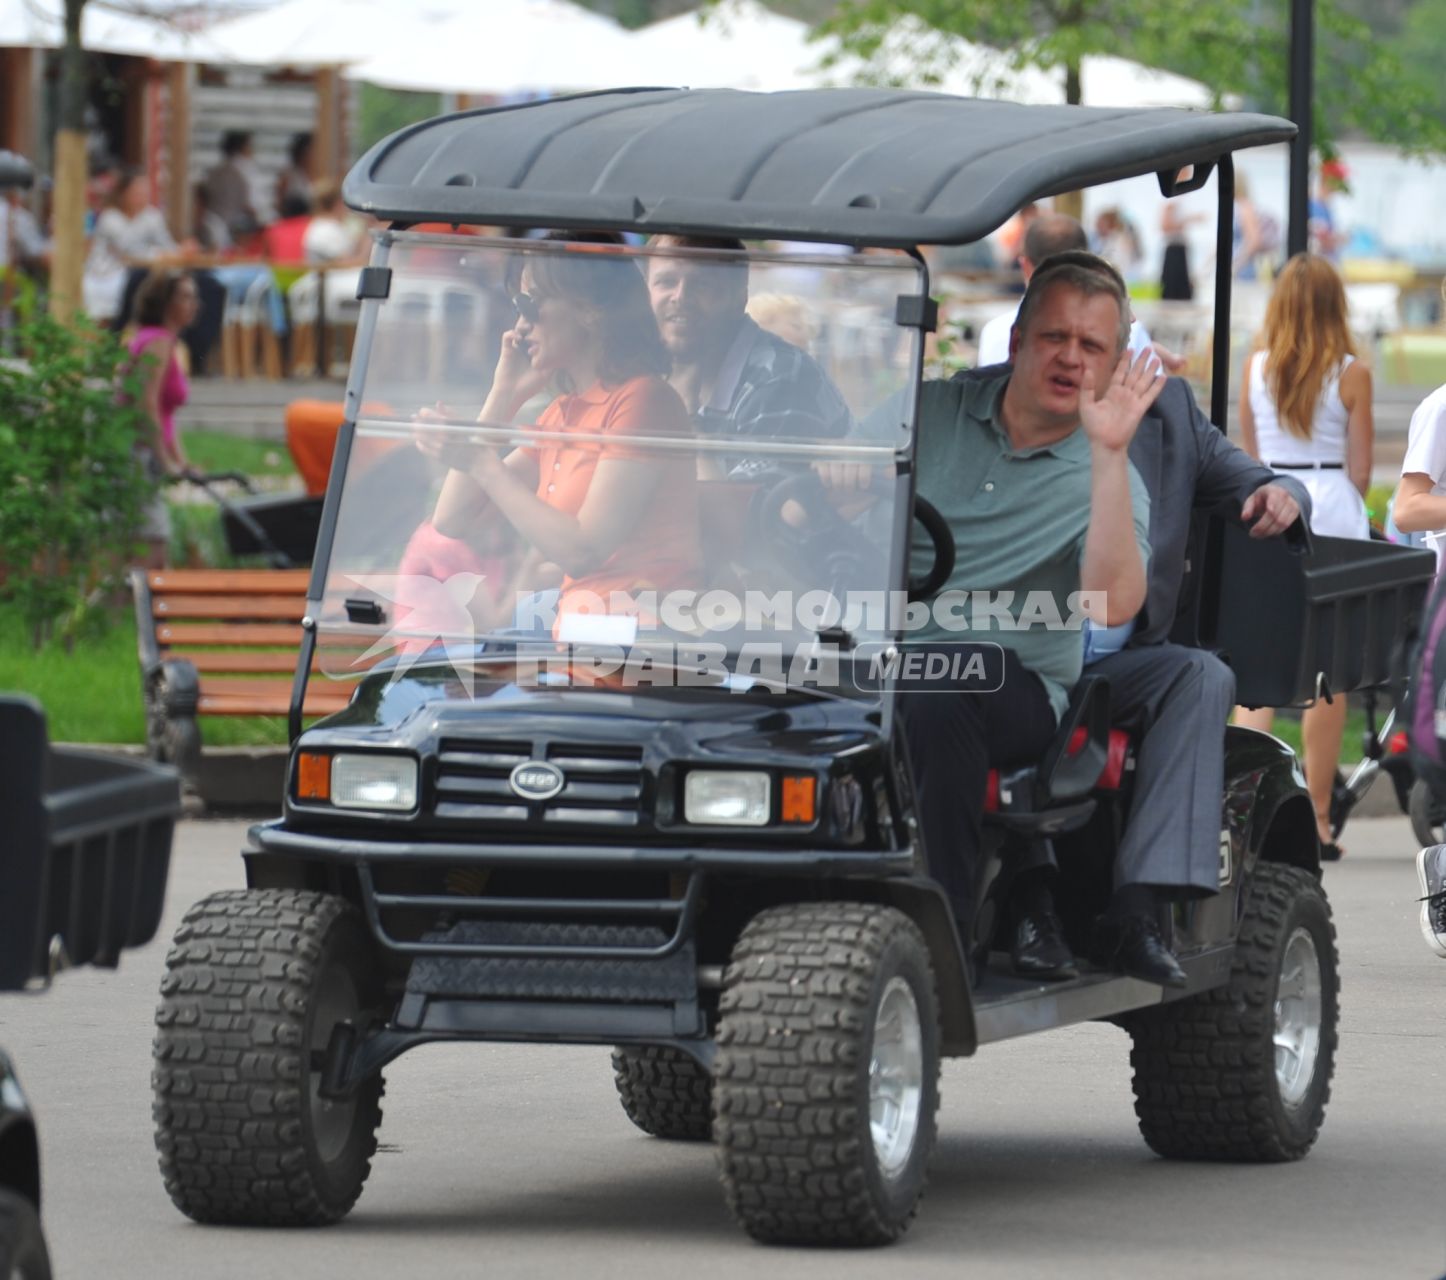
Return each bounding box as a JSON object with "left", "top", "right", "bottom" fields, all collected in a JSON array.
[{"left": 1, "top": 128, "right": 373, "bottom": 355}]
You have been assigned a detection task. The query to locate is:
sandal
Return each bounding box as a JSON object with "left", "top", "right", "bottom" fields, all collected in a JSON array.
[{"left": 1320, "top": 841, "right": 1344, "bottom": 862}]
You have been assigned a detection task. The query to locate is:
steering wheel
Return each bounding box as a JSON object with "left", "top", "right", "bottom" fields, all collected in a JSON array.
[
  {"left": 751, "top": 469, "right": 878, "bottom": 593},
  {"left": 909, "top": 494, "right": 953, "bottom": 602},
  {"left": 752, "top": 470, "right": 954, "bottom": 606}
]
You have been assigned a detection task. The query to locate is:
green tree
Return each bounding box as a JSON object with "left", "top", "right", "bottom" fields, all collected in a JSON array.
[
  {"left": 1390, "top": 0, "right": 1446, "bottom": 123},
  {"left": 817, "top": 0, "right": 1446, "bottom": 156},
  {"left": 358, "top": 84, "right": 443, "bottom": 156}
]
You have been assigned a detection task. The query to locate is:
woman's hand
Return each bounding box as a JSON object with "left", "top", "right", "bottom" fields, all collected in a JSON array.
[
  {"left": 414, "top": 404, "right": 478, "bottom": 473},
  {"left": 491, "top": 328, "right": 548, "bottom": 411}
]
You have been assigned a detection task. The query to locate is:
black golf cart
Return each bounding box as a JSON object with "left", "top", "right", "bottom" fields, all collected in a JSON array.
[{"left": 150, "top": 89, "right": 1434, "bottom": 1246}]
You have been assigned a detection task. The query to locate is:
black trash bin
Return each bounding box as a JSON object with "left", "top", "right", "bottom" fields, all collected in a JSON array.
[
  {"left": 1195, "top": 520, "right": 1437, "bottom": 709},
  {"left": 0, "top": 696, "right": 180, "bottom": 991}
]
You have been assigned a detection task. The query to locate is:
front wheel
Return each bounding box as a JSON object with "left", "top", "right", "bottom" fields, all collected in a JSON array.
[
  {"left": 1127, "top": 862, "right": 1338, "bottom": 1161},
  {"left": 714, "top": 903, "right": 941, "bottom": 1246},
  {"left": 153, "top": 889, "right": 386, "bottom": 1225}
]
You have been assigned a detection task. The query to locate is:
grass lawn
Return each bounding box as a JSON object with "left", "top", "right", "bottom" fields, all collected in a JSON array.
[
  {"left": 3, "top": 436, "right": 304, "bottom": 744},
  {"left": 184, "top": 431, "right": 297, "bottom": 481},
  {"left": 0, "top": 610, "right": 288, "bottom": 746}
]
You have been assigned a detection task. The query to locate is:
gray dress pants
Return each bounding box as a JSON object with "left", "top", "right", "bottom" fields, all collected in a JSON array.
[{"left": 1088, "top": 644, "right": 1234, "bottom": 896}]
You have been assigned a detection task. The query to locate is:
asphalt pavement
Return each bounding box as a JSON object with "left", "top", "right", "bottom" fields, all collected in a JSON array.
[{"left": 5, "top": 816, "right": 1445, "bottom": 1279}]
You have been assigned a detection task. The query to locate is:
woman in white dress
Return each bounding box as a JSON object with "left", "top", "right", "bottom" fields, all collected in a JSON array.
[{"left": 1235, "top": 253, "right": 1375, "bottom": 858}]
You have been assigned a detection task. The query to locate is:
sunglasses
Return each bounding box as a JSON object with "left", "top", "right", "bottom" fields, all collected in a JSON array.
[{"left": 511, "top": 291, "right": 544, "bottom": 324}]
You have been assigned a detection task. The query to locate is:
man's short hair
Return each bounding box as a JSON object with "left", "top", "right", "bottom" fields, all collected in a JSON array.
[
  {"left": 1022, "top": 213, "right": 1088, "bottom": 267},
  {"left": 648, "top": 234, "right": 746, "bottom": 254},
  {"left": 221, "top": 131, "right": 251, "bottom": 159},
  {"left": 1014, "top": 250, "right": 1131, "bottom": 355},
  {"left": 645, "top": 233, "right": 749, "bottom": 292}
]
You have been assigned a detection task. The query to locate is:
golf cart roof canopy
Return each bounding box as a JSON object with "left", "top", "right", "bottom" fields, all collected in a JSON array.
[{"left": 343, "top": 87, "right": 1296, "bottom": 248}]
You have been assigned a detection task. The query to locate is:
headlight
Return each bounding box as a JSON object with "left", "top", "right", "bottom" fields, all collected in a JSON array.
[
  {"left": 331, "top": 754, "right": 418, "bottom": 811},
  {"left": 684, "top": 770, "right": 770, "bottom": 826}
]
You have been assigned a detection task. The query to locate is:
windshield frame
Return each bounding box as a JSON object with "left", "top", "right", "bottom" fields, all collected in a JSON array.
[{"left": 293, "top": 231, "right": 933, "bottom": 739}]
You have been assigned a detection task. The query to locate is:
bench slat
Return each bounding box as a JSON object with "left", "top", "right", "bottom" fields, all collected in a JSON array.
[
  {"left": 153, "top": 595, "right": 306, "bottom": 621},
  {"left": 172, "top": 650, "right": 382, "bottom": 674},
  {"left": 157, "top": 623, "right": 305, "bottom": 646},
  {"left": 174, "top": 651, "right": 310, "bottom": 674},
  {"left": 147, "top": 569, "right": 312, "bottom": 594},
  {"left": 195, "top": 677, "right": 353, "bottom": 717},
  {"left": 194, "top": 693, "right": 354, "bottom": 717},
  {"left": 197, "top": 677, "right": 352, "bottom": 698}
]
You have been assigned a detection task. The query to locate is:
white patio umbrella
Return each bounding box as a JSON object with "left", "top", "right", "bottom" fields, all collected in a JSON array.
[
  {"left": 621, "top": 0, "right": 821, "bottom": 92},
  {"left": 0, "top": 0, "right": 52, "bottom": 47},
  {"left": 0, "top": 0, "right": 231, "bottom": 59},
  {"left": 1078, "top": 55, "right": 1217, "bottom": 110},
  {"left": 344, "top": 0, "right": 640, "bottom": 95},
  {"left": 815, "top": 18, "right": 1217, "bottom": 111},
  {"left": 206, "top": 0, "right": 403, "bottom": 66}
]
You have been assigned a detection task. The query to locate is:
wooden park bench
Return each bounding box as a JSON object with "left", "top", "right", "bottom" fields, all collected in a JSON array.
[{"left": 130, "top": 568, "right": 356, "bottom": 786}]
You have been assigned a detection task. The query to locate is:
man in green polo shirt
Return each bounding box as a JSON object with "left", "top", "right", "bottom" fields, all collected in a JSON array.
[{"left": 901, "top": 252, "right": 1159, "bottom": 980}]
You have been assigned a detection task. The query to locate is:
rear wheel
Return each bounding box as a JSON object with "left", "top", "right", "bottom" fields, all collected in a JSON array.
[
  {"left": 153, "top": 889, "right": 386, "bottom": 1225},
  {"left": 714, "top": 903, "right": 940, "bottom": 1246},
  {"left": 1127, "top": 862, "right": 1338, "bottom": 1161},
  {"left": 611, "top": 1045, "right": 713, "bottom": 1141}
]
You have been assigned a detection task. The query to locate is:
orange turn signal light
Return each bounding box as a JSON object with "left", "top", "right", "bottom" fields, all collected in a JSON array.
[
  {"left": 781, "top": 775, "right": 816, "bottom": 825},
  {"left": 297, "top": 751, "right": 331, "bottom": 802}
]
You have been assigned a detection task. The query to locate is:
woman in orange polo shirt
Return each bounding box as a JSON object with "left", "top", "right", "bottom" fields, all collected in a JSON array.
[{"left": 429, "top": 242, "right": 700, "bottom": 628}]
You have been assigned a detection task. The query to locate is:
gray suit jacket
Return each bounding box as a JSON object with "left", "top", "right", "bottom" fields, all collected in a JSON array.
[
  {"left": 948, "top": 368, "right": 1310, "bottom": 647},
  {"left": 1125, "top": 377, "right": 1309, "bottom": 645}
]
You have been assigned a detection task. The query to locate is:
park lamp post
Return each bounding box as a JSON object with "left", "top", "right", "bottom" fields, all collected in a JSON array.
[{"left": 1287, "top": 0, "right": 1313, "bottom": 258}]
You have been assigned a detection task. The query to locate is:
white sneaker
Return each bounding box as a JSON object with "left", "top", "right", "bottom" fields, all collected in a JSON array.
[{"left": 1416, "top": 845, "right": 1446, "bottom": 959}]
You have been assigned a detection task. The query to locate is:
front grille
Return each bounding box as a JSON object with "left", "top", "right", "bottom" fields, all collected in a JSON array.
[{"left": 434, "top": 739, "right": 645, "bottom": 827}]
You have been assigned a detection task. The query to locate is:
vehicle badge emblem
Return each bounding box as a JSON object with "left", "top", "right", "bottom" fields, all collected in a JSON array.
[{"left": 510, "top": 761, "right": 565, "bottom": 801}]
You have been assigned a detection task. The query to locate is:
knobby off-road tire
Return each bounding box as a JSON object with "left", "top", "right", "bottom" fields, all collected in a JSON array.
[
  {"left": 1127, "top": 862, "right": 1338, "bottom": 1161},
  {"left": 611, "top": 1045, "right": 713, "bottom": 1141},
  {"left": 153, "top": 889, "right": 386, "bottom": 1225},
  {"left": 0, "top": 1189, "right": 52, "bottom": 1280},
  {"left": 714, "top": 903, "right": 941, "bottom": 1246}
]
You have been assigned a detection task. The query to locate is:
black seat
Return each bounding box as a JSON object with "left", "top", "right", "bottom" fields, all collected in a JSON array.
[{"left": 982, "top": 675, "right": 1111, "bottom": 836}]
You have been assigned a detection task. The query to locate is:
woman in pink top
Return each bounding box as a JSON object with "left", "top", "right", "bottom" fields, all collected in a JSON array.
[{"left": 127, "top": 269, "right": 199, "bottom": 565}]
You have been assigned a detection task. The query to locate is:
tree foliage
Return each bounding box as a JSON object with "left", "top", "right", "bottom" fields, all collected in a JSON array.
[
  {"left": 0, "top": 314, "right": 153, "bottom": 647},
  {"left": 817, "top": 0, "right": 1446, "bottom": 156},
  {"left": 1389, "top": 0, "right": 1446, "bottom": 127}
]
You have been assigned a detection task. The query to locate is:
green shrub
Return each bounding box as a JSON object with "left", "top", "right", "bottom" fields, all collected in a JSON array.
[{"left": 0, "top": 314, "right": 154, "bottom": 647}]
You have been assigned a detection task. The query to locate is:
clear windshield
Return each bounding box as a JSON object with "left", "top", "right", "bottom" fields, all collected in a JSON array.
[{"left": 314, "top": 234, "right": 923, "bottom": 694}]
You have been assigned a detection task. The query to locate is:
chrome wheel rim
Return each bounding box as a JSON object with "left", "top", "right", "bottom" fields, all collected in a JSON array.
[
  {"left": 869, "top": 976, "right": 924, "bottom": 1177},
  {"left": 309, "top": 963, "right": 360, "bottom": 1163},
  {"left": 1274, "top": 927, "right": 1323, "bottom": 1108}
]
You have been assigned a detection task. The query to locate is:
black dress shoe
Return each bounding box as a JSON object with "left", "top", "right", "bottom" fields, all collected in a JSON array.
[
  {"left": 1095, "top": 914, "right": 1187, "bottom": 988},
  {"left": 1012, "top": 909, "right": 1078, "bottom": 981}
]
